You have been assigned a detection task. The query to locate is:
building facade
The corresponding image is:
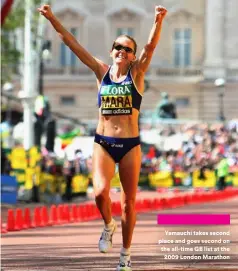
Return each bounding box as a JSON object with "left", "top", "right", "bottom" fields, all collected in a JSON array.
[{"left": 13, "top": 0, "right": 238, "bottom": 122}]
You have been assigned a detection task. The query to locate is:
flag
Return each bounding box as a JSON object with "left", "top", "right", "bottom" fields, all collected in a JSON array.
[
  {"left": 1, "top": 0, "right": 14, "bottom": 24},
  {"left": 58, "top": 129, "right": 80, "bottom": 149}
]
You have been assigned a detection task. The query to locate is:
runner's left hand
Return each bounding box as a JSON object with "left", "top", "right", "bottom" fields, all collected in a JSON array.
[{"left": 155, "top": 5, "right": 167, "bottom": 22}]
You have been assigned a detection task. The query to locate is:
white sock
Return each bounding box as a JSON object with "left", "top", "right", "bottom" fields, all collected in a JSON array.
[
  {"left": 105, "top": 218, "right": 115, "bottom": 230},
  {"left": 121, "top": 247, "right": 130, "bottom": 255}
]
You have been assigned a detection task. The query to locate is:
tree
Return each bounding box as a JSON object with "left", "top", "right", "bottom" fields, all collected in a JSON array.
[
  {"left": 1, "top": 1, "right": 24, "bottom": 85},
  {"left": 1, "top": 0, "right": 49, "bottom": 85}
]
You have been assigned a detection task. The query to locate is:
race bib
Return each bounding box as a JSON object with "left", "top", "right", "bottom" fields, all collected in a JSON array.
[{"left": 100, "top": 85, "right": 132, "bottom": 115}]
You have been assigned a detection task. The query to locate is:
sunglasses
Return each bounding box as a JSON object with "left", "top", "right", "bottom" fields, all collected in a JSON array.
[{"left": 113, "top": 44, "right": 134, "bottom": 54}]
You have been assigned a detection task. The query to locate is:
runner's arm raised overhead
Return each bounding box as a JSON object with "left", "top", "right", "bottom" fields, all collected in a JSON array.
[
  {"left": 38, "top": 5, "right": 106, "bottom": 80},
  {"left": 134, "top": 5, "right": 167, "bottom": 74}
]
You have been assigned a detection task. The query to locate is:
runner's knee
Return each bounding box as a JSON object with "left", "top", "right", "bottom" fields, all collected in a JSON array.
[
  {"left": 94, "top": 185, "right": 110, "bottom": 202},
  {"left": 121, "top": 199, "right": 136, "bottom": 214}
]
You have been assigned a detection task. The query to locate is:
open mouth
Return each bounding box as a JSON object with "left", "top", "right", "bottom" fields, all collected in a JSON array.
[{"left": 116, "top": 54, "right": 126, "bottom": 60}]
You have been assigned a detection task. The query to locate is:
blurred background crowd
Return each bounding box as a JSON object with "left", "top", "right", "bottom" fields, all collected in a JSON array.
[
  {"left": 141, "top": 122, "right": 238, "bottom": 172},
  {"left": 2, "top": 120, "right": 238, "bottom": 204}
]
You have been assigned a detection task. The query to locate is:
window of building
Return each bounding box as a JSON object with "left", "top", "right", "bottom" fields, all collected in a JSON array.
[
  {"left": 116, "top": 27, "right": 134, "bottom": 37},
  {"left": 174, "top": 28, "right": 191, "bottom": 67},
  {"left": 60, "top": 28, "right": 77, "bottom": 67},
  {"left": 60, "top": 96, "right": 75, "bottom": 106},
  {"left": 175, "top": 97, "right": 190, "bottom": 108}
]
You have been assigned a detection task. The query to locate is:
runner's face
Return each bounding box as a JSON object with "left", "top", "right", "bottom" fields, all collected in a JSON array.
[{"left": 110, "top": 37, "right": 136, "bottom": 65}]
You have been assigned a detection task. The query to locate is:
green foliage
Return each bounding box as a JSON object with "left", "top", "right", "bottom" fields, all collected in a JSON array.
[
  {"left": 2, "top": 2, "right": 25, "bottom": 30},
  {"left": 1, "top": 0, "right": 47, "bottom": 85},
  {"left": 1, "top": 2, "right": 24, "bottom": 84},
  {"left": 1, "top": 38, "right": 21, "bottom": 84}
]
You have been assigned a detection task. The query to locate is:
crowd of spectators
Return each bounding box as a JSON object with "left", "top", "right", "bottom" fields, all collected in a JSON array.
[
  {"left": 1, "top": 121, "right": 237, "bottom": 202},
  {"left": 40, "top": 149, "right": 92, "bottom": 202},
  {"left": 141, "top": 121, "right": 238, "bottom": 189}
]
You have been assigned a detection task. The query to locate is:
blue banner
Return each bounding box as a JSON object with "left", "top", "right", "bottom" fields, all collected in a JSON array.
[{"left": 1, "top": 175, "right": 18, "bottom": 204}]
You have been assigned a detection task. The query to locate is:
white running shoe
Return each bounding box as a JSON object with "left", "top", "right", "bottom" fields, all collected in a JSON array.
[
  {"left": 116, "top": 253, "right": 132, "bottom": 271},
  {"left": 98, "top": 220, "right": 117, "bottom": 253}
]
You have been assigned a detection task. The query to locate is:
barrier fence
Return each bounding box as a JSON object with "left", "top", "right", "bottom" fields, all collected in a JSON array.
[
  {"left": 1, "top": 146, "right": 238, "bottom": 202},
  {"left": 5, "top": 168, "right": 238, "bottom": 194},
  {"left": 1, "top": 187, "right": 238, "bottom": 234},
  {"left": 2, "top": 148, "right": 238, "bottom": 235}
]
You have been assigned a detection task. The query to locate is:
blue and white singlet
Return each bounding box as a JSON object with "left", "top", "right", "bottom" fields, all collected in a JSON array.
[{"left": 98, "top": 66, "right": 142, "bottom": 116}]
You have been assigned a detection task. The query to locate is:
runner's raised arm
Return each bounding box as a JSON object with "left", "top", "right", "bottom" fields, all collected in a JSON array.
[{"left": 38, "top": 4, "right": 106, "bottom": 80}]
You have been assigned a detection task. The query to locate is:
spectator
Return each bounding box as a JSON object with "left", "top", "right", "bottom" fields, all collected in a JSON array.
[
  {"left": 1, "top": 145, "right": 11, "bottom": 175},
  {"left": 73, "top": 149, "right": 88, "bottom": 175},
  {"left": 63, "top": 159, "right": 74, "bottom": 202},
  {"left": 41, "top": 153, "right": 56, "bottom": 203},
  {"left": 216, "top": 154, "right": 229, "bottom": 191}
]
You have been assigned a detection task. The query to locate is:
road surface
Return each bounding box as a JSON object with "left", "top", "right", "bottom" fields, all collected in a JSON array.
[{"left": 1, "top": 195, "right": 238, "bottom": 271}]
